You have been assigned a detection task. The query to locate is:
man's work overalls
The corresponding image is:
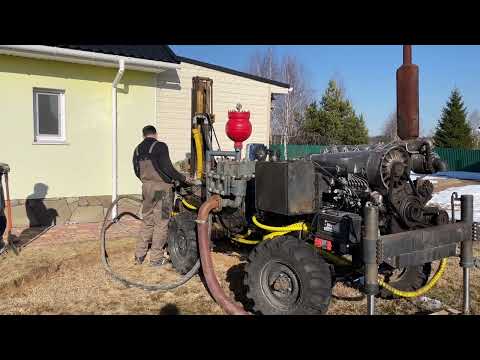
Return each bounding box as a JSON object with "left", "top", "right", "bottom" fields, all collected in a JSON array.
[
  {"left": 0, "top": 173, "right": 6, "bottom": 241},
  {"left": 134, "top": 142, "right": 172, "bottom": 262}
]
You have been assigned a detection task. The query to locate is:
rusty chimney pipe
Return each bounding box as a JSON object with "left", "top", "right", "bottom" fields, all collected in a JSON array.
[
  {"left": 403, "top": 45, "right": 412, "bottom": 65},
  {"left": 397, "top": 45, "right": 419, "bottom": 140}
]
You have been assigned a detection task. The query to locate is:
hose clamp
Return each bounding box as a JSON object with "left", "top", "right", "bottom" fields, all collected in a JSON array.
[{"left": 195, "top": 219, "right": 207, "bottom": 224}]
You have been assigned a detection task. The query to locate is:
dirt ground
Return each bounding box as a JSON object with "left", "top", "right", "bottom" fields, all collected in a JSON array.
[{"left": 0, "top": 177, "right": 478, "bottom": 315}]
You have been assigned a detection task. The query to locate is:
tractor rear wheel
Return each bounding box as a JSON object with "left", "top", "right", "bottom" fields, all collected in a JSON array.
[
  {"left": 378, "top": 263, "right": 432, "bottom": 299},
  {"left": 244, "top": 236, "right": 333, "bottom": 315},
  {"left": 167, "top": 211, "right": 199, "bottom": 275}
]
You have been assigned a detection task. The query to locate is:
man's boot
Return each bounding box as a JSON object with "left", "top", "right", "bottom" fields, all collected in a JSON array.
[
  {"left": 134, "top": 255, "right": 146, "bottom": 265},
  {"left": 150, "top": 257, "right": 168, "bottom": 267}
]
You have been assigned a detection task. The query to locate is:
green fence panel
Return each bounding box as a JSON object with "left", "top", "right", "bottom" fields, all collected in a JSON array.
[
  {"left": 435, "top": 148, "right": 480, "bottom": 172},
  {"left": 270, "top": 144, "right": 329, "bottom": 160},
  {"left": 269, "top": 145, "right": 480, "bottom": 172}
]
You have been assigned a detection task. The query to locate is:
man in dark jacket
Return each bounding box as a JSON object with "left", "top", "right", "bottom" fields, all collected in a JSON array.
[
  {"left": 0, "top": 163, "right": 10, "bottom": 247},
  {"left": 133, "top": 125, "right": 197, "bottom": 266}
]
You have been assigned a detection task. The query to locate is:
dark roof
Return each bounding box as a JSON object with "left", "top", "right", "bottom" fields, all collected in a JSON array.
[
  {"left": 54, "top": 45, "right": 289, "bottom": 88},
  {"left": 56, "top": 45, "right": 180, "bottom": 64},
  {"left": 178, "top": 56, "right": 290, "bottom": 88}
]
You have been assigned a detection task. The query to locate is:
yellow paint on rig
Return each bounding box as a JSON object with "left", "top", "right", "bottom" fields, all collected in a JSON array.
[{"left": 192, "top": 128, "right": 204, "bottom": 179}]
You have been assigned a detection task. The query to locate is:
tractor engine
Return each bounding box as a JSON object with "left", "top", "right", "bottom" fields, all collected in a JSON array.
[
  {"left": 306, "top": 139, "right": 449, "bottom": 235},
  {"left": 205, "top": 138, "right": 449, "bottom": 242}
]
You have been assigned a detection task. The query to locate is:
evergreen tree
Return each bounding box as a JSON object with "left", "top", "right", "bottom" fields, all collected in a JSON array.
[
  {"left": 303, "top": 80, "right": 369, "bottom": 145},
  {"left": 433, "top": 88, "right": 474, "bottom": 149},
  {"left": 341, "top": 113, "right": 369, "bottom": 145}
]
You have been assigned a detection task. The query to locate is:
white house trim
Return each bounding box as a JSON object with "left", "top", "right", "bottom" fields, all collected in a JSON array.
[{"left": 0, "top": 45, "right": 180, "bottom": 73}]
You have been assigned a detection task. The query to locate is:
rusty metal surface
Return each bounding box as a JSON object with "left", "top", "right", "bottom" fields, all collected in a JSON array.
[
  {"left": 403, "top": 45, "right": 412, "bottom": 65},
  {"left": 397, "top": 45, "right": 419, "bottom": 140}
]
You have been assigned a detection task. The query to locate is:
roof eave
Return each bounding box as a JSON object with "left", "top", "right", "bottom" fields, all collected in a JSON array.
[
  {"left": 178, "top": 56, "right": 290, "bottom": 89},
  {"left": 0, "top": 45, "right": 181, "bottom": 73}
]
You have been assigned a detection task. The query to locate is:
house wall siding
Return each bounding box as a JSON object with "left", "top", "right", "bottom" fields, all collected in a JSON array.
[
  {"left": 0, "top": 55, "right": 285, "bottom": 225},
  {"left": 0, "top": 54, "right": 156, "bottom": 202},
  {"left": 156, "top": 61, "right": 280, "bottom": 163}
]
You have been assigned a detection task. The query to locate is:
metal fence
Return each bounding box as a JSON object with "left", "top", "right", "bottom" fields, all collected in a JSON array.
[
  {"left": 270, "top": 144, "right": 480, "bottom": 172},
  {"left": 435, "top": 148, "right": 480, "bottom": 172}
]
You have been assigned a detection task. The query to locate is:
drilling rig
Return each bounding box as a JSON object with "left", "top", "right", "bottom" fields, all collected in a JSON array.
[{"left": 101, "top": 45, "right": 477, "bottom": 315}]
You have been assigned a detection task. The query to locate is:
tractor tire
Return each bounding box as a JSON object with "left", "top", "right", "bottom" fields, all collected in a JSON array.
[
  {"left": 167, "top": 211, "right": 199, "bottom": 275},
  {"left": 378, "top": 263, "right": 432, "bottom": 299},
  {"left": 244, "top": 236, "right": 333, "bottom": 315}
]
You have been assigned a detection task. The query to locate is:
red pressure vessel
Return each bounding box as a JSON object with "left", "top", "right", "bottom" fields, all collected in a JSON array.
[{"left": 225, "top": 110, "right": 252, "bottom": 150}]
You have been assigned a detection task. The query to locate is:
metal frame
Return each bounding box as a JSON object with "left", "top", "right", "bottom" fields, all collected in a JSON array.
[{"left": 363, "top": 194, "right": 476, "bottom": 315}]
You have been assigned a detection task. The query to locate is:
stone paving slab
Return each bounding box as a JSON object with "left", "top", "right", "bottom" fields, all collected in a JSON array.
[{"left": 8, "top": 219, "right": 143, "bottom": 249}]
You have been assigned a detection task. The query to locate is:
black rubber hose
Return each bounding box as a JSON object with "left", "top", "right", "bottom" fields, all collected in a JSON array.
[{"left": 100, "top": 195, "right": 200, "bottom": 291}]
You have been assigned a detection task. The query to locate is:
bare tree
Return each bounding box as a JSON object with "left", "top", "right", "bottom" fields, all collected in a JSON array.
[
  {"left": 248, "top": 49, "right": 313, "bottom": 159},
  {"left": 248, "top": 47, "right": 279, "bottom": 81},
  {"left": 382, "top": 111, "right": 398, "bottom": 142},
  {"left": 468, "top": 109, "right": 480, "bottom": 148}
]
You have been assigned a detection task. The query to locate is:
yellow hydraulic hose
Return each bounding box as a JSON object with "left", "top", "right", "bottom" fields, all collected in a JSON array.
[
  {"left": 181, "top": 198, "right": 198, "bottom": 211},
  {"left": 232, "top": 231, "right": 260, "bottom": 245},
  {"left": 178, "top": 200, "right": 284, "bottom": 244},
  {"left": 377, "top": 258, "right": 448, "bottom": 298},
  {"left": 232, "top": 230, "right": 290, "bottom": 244},
  {"left": 263, "top": 231, "right": 290, "bottom": 240},
  {"left": 320, "top": 251, "right": 448, "bottom": 298},
  {"left": 252, "top": 216, "right": 308, "bottom": 233},
  {"left": 192, "top": 128, "right": 204, "bottom": 179}
]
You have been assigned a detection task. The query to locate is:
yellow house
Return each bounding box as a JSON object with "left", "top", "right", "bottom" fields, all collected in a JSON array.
[{"left": 0, "top": 45, "right": 289, "bottom": 226}]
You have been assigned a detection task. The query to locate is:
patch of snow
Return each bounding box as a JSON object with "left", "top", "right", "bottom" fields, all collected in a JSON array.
[
  {"left": 435, "top": 171, "right": 480, "bottom": 181},
  {"left": 428, "top": 184, "right": 480, "bottom": 222},
  {"left": 410, "top": 172, "right": 442, "bottom": 183},
  {"left": 411, "top": 171, "right": 480, "bottom": 183},
  {"left": 413, "top": 171, "right": 480, "bottom": 181}
]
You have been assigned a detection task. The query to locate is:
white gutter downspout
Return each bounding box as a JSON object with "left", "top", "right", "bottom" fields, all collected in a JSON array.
[
  {"left": 111, "top": 59, "right": 125, "bottom": 219},
  {"left": 284, "top": 87, "right": 294, "bottom": 161}
]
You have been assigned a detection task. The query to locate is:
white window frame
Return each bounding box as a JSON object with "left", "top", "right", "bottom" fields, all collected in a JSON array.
[{"left": 33, "top": 88, "right": 66, "bottom": 144}]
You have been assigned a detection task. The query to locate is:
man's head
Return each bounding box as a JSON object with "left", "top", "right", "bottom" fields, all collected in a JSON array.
[{"left": 142, "top": 125, "right": 158, "bottom": 139}]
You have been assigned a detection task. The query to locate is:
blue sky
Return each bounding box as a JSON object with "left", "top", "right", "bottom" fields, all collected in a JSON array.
[{"left": 171, "top": 45, "right": 480, "bottom": 136}]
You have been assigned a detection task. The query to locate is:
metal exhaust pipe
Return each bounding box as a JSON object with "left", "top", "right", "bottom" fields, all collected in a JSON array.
[{"left": 397, "top": 45, "right": 420, "bottom": 140}]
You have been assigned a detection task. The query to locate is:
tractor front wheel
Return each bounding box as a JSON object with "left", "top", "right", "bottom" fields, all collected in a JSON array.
[
  {"left": 167, "top": 211, "right": 199, "bottom": 275},
  {"left": 244, "top": 236, "right": 333, "bottom": 315}
]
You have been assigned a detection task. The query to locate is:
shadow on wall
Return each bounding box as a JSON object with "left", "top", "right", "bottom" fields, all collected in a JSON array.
[
  {"left": 25, "top": 183, "right": 58, "bottom": 227},
  {"left": 9, "top": 183, "right": 58, "bottom": 248},
  {"left": 157, "top": 69, "right": 181, "bottom": 91}
]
